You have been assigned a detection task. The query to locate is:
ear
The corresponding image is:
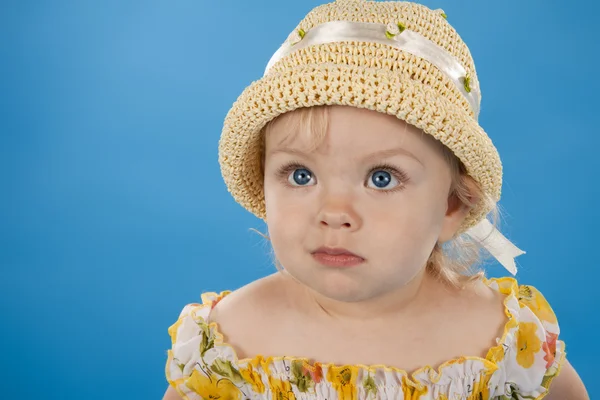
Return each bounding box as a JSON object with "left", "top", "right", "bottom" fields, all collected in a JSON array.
[{"left": 438, "top": 187, "right": 478, "bottom": 243}]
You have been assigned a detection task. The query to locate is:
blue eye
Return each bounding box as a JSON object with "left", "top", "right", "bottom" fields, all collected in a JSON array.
[
  {"left": 368, "top": 170, "right": 398, "bottom": 189},
  {"left": 288, "top": 168, "right": 315, "bottom": 186}
]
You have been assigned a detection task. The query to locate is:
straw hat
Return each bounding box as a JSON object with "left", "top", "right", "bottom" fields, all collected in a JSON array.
[{"left": 218, "top": 0, "right": 502, "bottom": 234}]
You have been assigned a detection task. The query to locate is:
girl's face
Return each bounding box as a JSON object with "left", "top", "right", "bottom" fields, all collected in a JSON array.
[{"left": 263, "top": 106, "right": 468, "bottom": 303}]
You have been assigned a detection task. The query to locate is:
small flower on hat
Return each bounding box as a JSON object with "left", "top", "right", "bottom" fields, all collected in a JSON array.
[
  {"left": 463, "top": 74, "right": 472, "bottom": 93},
  {"left": 287, "top": 28, "right": 306, "bottom": 46},
  {"left": 435, "top": 9, "right": 448, "bottom": 19},
  {"left": 385, "top": 22, "right": 406, "bottom": 39}
]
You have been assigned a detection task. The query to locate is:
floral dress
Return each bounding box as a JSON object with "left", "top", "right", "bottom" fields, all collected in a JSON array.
[{"left": 165, "top": 277, "right": 565, "bottom": 399}]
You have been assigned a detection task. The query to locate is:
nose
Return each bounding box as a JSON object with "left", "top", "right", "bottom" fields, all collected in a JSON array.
[{"left": 317, "top": 199, "right": 362, "bottom": 231}]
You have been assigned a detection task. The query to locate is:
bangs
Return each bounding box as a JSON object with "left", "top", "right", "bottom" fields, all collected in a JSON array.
[{"left": 263, "top": 106, "right": 330, "bottom": 155}]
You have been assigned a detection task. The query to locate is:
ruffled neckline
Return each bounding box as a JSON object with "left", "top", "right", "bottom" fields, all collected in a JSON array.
[
  {"left": 167, "top": 276, "right": 566, "bottom": 399},
  {"left": 179, "top": 277, "right": 521, "bottom": 383}
]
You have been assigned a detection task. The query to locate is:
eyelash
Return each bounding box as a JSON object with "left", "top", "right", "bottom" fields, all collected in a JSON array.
[
  {"left": 369, "top": 163, "right": 410, "bottom": 191},
  {"left": 276, "top": 162, "right": 306, "bottom": 183},
  {"left": 275, "top": 161, "right": 410, "bottom": 191}
]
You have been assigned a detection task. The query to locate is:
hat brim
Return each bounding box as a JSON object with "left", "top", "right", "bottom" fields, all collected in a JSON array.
[{"left": 219, "top": 62, "right": 501, "bottom": 234}]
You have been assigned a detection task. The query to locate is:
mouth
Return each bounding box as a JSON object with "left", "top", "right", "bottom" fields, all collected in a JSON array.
[{"left": 311, "top": 247, "right": 365, "bottom": 268}]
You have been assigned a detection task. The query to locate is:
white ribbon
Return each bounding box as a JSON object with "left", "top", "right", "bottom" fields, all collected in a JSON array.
[
  {"left": 265, "top": 20, "right": 481, "bottom": 118},
  {"left": 465, "top": 219, "right": 525, "bottom": 275}
]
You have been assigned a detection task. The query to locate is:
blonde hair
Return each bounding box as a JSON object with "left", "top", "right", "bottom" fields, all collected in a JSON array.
[{"left": 258, "top": 106, "right": 501, "bottom": 288}]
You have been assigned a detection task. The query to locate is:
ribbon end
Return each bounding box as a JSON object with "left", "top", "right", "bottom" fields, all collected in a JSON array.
[{"left": 465, "top": 219, "right": 526, "bottom": 276}]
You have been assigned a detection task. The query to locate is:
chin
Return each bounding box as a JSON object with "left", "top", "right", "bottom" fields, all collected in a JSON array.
[{"left": 289, "top": 266, "right": 384, "bottom": 303}]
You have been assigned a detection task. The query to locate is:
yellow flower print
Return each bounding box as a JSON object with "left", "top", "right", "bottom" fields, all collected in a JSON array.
[
  {"left": 254, "top": 357, "right": 295, "bottom": 399},
  {"left": 186, "top": 369, "right": 242, "bottom": 400},
  {"left": 516, "top": 322, "right": 542, "bottom": 368},
  {"left": 326, "top": 365, "right": 359, "bottom": 400},
  {"left": 267, "top": 376, "right": 296, "bottom": 400},
  {"left": 467, "top": 385, "right": 490, "bottom": 400},
  {"left": 487, "top": 344, "right": 505, "bottom": 363},
  {"left": 518, "top": 286, "right": 557, "bottom": 324},
  {"left": 239, "top": 361, "right": 265, "bottom": 394},
  {"left": 401, "top": 375, "right": 428, "bottom": 399},
  {"left": 466, "top": 370, "right": 493, "bottom": 400}
]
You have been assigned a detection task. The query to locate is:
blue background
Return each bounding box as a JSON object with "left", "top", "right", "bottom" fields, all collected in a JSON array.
[{"left": 1, "top": 0, "right": 598, "bottom": 398}]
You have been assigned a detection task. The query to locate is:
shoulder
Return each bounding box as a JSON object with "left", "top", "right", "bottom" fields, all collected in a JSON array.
[
  {"left": 209, "top": 272, "right": 292, "bottom": 325},
  {"left": 205, "top": 272, "right": 296, "bottom": 357},
  {"left": 432, "top": 277, "right": 508, "bottom": 346}
]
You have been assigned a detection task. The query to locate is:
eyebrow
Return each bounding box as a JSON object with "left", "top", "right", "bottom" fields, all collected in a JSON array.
[
  {"left": 269, "top": 147, "right": 424, "bottom": 167},
  {"left": 362, "top": 147, "right": 424, "bottom": 167}
]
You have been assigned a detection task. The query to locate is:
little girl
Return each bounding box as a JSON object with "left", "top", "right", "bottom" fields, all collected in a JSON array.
[{"left": 163, "top": 1, "right": 588, "bottom": 399}]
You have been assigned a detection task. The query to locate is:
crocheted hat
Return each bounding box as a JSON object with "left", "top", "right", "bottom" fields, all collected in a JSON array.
[{"left": 218, "top": 0, "right": 502, "bottom": 234}]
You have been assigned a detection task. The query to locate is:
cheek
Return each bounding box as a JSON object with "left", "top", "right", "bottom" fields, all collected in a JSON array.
[
  {"left": 364, "top": 190, "right": 445, "bottom": 252},
  {"left": 367, "top": 188, "right": 444, "bottom": 225},
  {"left": 264, "top": 182, "right": 310, "bottom": 246},
  {"left": 265, "top": 181, "right": 300, "bottom": 221}
]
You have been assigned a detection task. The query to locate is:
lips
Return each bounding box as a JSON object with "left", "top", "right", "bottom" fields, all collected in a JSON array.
[
  {"left": 312, "top": 247, "right": 362, "bottom": 257},
  {"left": 311, "top": 247, "right": 365, "bottom": 267}
]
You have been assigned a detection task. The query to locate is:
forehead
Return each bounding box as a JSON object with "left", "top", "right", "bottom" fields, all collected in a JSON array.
[{"left": 265, "top": 105, "right": 440, "bottom": 157}]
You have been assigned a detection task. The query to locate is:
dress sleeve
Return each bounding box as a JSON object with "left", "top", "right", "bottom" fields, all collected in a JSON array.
[
  {"left": 165, "top": 303, "right": 213, "bottom": 400},
  {"left": 516, "top": 284, "right": 567, "bottom": 397},
  {"left": 165, "top": 292, "right": 240, "bottom": 400}
]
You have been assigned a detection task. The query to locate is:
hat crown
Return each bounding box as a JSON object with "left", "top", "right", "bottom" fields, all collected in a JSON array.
[{"left": 278, "top": 1, "right": 480, "bottom": 104}]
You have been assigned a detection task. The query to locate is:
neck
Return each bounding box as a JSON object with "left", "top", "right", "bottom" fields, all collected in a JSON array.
[{"left": 292, "top": 268, "right": 445, "bottom": 322}]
